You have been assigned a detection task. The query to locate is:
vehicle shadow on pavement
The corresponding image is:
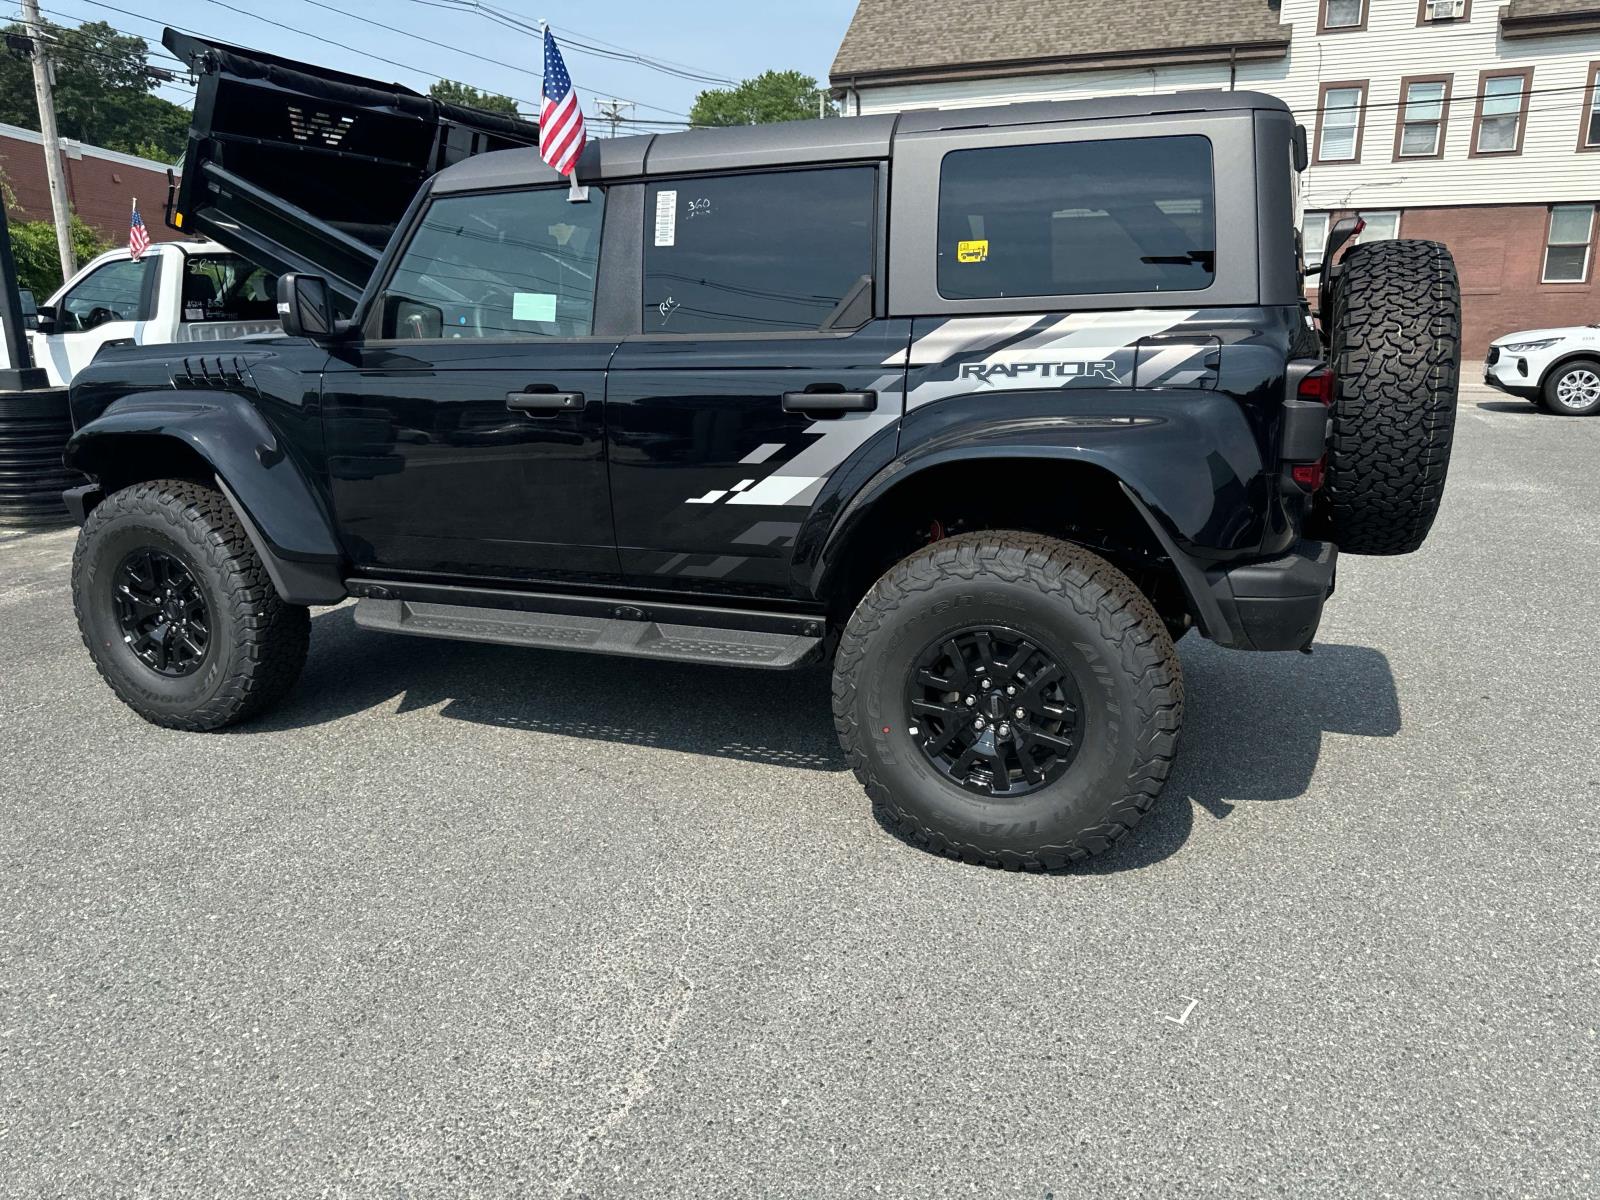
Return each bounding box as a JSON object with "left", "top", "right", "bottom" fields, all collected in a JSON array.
[
  {"left": 250, "top": 605, "right": 846, "bottom": 771},
  {"left": 1475, "top": 400, "right": 1544, "bottom": 415},
  {"left": 258, "top": 614, "right": 1400, "bottom": 868},
  {"left": 1068, "top": 640, "right": 1401, "bottom": 874}
]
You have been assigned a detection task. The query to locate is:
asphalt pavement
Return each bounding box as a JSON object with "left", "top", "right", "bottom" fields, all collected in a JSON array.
[{"left": 2, "top": 379, "right": 1596, "bottom": 1198}]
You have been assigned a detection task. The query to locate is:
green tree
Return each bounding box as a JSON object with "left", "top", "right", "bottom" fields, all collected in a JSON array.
[
  {"left": 8, "top": 213, "right": 110, "bottom": 297},
  {"left": 0, "top": 20, "right": 191, "bottom": 159},
  {"left": 689, "top": 70, "right": 834, "bottom": 126},
  {"left": 429, "top": 79, "right": 521, "bottom": 116}
]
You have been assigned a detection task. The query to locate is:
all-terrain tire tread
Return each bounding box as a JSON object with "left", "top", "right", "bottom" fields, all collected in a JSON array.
[
  {"left": 71, "top": 479, "right": 310, "bottom": 730},
  {"left": 1325, "top": 239, "right": 1461, "bottom": 556},
  {"left": 831, "top": 531, "right": 1183, "bottom": 871}
]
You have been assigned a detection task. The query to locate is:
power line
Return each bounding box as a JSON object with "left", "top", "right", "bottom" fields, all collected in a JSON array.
[{"left": 28, "top": 3, "right": 190, "bottom": 64}]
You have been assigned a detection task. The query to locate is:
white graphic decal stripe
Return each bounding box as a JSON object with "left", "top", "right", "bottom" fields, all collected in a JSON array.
[{"left": 739, "top": 443, "right": 784, "bottom": 465}]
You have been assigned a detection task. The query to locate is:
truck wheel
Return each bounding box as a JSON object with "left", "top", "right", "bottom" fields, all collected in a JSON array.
[
  {"left": 1539, "top": 359, "right": 1600, "bottom": 416},
  {"left": 1324, "top": 239, "right": 1460, "bottom": 556},
  {"left": 71, "top": 479, "right": 310, "bottom": 731},
  {"left": 832, "top": 532, "right": 1183, "bottom": 869}
]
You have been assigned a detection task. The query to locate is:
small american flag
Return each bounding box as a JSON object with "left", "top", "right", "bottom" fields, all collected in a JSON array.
[
  {"left": 129, "top": 203, "right": 150, "bottom": 260},
  {"left": 539, "top": 29, "right": 586, "bottom": 177}
]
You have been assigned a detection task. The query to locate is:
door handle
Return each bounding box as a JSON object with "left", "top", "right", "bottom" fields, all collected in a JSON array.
[
  {"left": 781, "top": 389, "right": 877, "bottom": 415},
  {"left": 506, "top": 389, "right": 584, "bottom": 414}
]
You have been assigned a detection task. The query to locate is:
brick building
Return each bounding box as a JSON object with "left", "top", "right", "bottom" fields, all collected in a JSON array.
[
  {"left": 0, "top": 120, "right": 180, "bottom": 248},
  {"left": 831, "top": 0, "right": 1600, "bottom": 352}
]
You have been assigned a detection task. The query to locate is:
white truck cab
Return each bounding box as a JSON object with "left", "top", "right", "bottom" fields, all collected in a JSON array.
[{"left": 19, "top": 239, "right": 280, "bottom": 387}]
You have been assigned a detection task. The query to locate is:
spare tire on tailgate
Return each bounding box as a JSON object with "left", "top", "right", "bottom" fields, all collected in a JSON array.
[{"left": 1322, "top": 239, "right": 1461, "bottom": 556}]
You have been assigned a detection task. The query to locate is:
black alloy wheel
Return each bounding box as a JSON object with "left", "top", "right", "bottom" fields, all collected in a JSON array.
[
  {"left": 111, "top": 546, "right": 212, "bottom": 676},
  {"left": 904, "top": 625, "right": 1084, "bottom": 797}
]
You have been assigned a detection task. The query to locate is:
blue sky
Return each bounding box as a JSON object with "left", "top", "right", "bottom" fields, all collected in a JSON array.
[{"left": 41, "top": 0, "right": 862, "bottom": 129}]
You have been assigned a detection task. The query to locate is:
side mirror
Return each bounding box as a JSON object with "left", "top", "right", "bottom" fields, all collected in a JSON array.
[
  {"left": 31, "top": 302, "right": 56, "bottom": 335},
  {"left": 277, "top": 273, "right": 345, "bottom": 340}
]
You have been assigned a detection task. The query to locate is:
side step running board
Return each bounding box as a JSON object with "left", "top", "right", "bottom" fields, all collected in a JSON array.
[{"left": 353, "top": 598, "right": 823, "bottom": 670}]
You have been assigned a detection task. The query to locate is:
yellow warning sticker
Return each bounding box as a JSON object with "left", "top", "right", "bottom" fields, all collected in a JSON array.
[{"left": 957, "top": 239, "right": 989, "bottom": 263}]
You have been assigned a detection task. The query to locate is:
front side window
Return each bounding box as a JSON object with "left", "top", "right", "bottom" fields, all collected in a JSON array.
[
  {"left": 1318, "top": 86, "right": 1365, "bottom": 162},
  {"left": 58, "top": 256, "right": 155, "bottom": 331},
  {"left": 641, "top": 167, "right": 875, "bottom": 335},
  {"left": 1398, "top": 80, "right": 1449, "bottom": 156},
  {"left": 1323, "top": 0, "right": 1365, "bottom": 29},
  {"left": 383, "top": 188, "right": 605, "bottom": 339},
  {"left": 1476, "top": 73, "right": 1529, "bottom": 154},
  {"left": 1544, "top": 204, "right": 1595, "bottom": 283},
  {"left": 181, "top": 255, "right": 278, "bottom": 323},
  {"left": 936, "top": 135, "right": 1215, "bottom": 300}
]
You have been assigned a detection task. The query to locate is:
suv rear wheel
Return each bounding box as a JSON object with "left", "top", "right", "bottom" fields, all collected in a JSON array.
[
  {"left": 1540, "top": 359, "right": 1600, "bottom": 417},
  {"left": 72, "top": 479, "right": 310, "bottom": 730},
  {"left": 832, "top": 532, "right": 1183, "bottom": 869},
  {"left": 1323, "top": 239, "right": 1461, "bottom": 556}
]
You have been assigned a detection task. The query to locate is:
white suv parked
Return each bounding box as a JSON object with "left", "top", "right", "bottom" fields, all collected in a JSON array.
[{"left": 1485, "top": 324, "right": 1600, "bottom": 416}]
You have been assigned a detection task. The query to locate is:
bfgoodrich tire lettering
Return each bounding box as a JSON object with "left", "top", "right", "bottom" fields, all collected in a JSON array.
[
  {"left": 1325, "top": 239, "right": 1461, "bottom": 556},
  {"left": 72, "top": 479, "right": 310, "bottom": 730},
  {"left": 832, "top": 532, "right": 1183, "bottom": 870}
]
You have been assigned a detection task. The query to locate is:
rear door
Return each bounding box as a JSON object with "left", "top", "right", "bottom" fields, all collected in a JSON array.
[
  {"left": 606, "top": 165, "right": 909, "bottom": 596},
  {"left": 321, "top": 185, "right": 620, "bottom": 581}
]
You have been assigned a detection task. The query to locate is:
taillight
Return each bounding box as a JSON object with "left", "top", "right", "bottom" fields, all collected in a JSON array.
[
  {"left": 1292, "top": 461, "right": 1326, "bottom": 490},
  {"left": 1298, "top": 367, "right": 1334, "bottom": 406}
]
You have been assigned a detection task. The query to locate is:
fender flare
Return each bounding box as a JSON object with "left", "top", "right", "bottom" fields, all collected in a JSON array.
[
  {"left": 65, "top": 391, "right": 347, "bottom": 605},
  {"left": 808, "top": 441, "right": 1239, "bottom": 644}
]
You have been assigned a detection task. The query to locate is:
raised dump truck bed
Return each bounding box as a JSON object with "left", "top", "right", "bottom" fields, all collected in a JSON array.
[{"left": 161, "top": 29, "right": 540, "bottom": 312}]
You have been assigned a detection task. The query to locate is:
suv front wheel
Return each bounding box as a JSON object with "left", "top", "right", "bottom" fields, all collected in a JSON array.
[
  {"left": 72, "top": 479, "right": 311, "bottom": 730},
  {"left": 1541, "top": 359, "right": 1600, "bottom": 417},
  {"left": 832, "top": 532, "right": 1183, "bottom": 869}
]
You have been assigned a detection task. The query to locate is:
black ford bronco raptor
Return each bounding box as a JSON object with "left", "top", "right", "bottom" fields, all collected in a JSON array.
[{"left": 62, "top": 54, "right": 1460, "bottom": 868}]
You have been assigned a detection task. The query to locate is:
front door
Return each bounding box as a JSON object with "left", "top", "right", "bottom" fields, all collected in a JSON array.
[
  {"left": 321, "top": 185, "right": 619, "bottom": 581},
  {"left": 31, "top": 250, "right": 162, "bottom": 386},
  {"left": 607, "top": 165, "right": 908, "bottom": 596}
]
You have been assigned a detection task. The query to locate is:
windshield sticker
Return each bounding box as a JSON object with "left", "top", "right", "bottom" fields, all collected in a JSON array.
[
  {"left": 512, "top": 292, "right": 558, "bottom": 322},
  {"left": 654, "top": 190, "right": 678, "bottom": 247},
  {"left": 957, "top": 240, "right": 989, "bottom": 264}
]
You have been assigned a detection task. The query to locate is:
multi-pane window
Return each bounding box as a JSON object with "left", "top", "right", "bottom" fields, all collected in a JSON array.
[
  {"left": 1301, "top": 212, "right": 1330, "bottom": 270},
  {"left": 1398, "top": 81, "right": 1448, "bottom": 156},
  {"left": 1476, "top": 73, "right": 1528, "bottom": 153},
  {"left": 936, "top": 135, "right": 1216, "bottom": 299},
  {"left": 1318, "top": 87, "right": 1364, "bottom": 161},
  {"left": 1323, "top": 0, "right": 1364, "bottom": 29},
  {"left": 1356, "top": 211, "right": 1401, "bottom": 242},
  {"left": 642, "top": 167, "right": 876, "bottom": 334},
  {"left": 1543, "top": 205, "right": 1594, "bottom": 284}
]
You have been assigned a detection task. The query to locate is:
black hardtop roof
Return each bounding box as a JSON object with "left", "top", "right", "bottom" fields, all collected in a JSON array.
[{"left": 432, "top": 89, "right": 1289, "bottom": 194}]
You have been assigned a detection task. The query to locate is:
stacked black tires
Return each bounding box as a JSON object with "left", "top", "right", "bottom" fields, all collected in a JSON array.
[
  {"left": 1320, "top": 239, "right": 1462, "bottom": 556},
  {"left": 0, "top": 388, "right": 78, "bottom": 529}
]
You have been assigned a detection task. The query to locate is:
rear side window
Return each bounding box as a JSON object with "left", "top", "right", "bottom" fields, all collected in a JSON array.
[
  {"left": 383, "top": 187, "right": 604, "bottom": 339},
  {"left": 642, "top": 167, "right": 875, "bottom": 334},
  {"left": 181, "top": 255, "right": 278, "bottom": 323},
  {"left": 937, "top": 136, "right": 1216, "bottom": 299}
]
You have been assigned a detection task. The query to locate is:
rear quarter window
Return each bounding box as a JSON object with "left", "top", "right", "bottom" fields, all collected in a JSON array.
[{"left": 937, "top": 135, "right": 1216, "bottom": 300}]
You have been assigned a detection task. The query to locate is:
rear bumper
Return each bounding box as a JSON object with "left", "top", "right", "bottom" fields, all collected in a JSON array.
[{"left": 1205, "top": 539, "right": 1337, "bottom": 652}]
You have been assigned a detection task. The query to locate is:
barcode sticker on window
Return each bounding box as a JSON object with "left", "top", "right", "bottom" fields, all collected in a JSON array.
[{"left": 654, "top": 190, "right": 677, "bottom": 247}]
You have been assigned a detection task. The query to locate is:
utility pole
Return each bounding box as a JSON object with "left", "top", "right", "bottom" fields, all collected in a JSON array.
[
  {"left": 19, "top": 0, "right": 76, "bottom": 283},
  {"left": 594, "top": 97, "right": 633, "bottom": 139}
]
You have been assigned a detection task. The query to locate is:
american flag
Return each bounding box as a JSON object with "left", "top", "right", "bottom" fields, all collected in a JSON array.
[
  {"left": 128, "top": 203, "right": 150, "bottom": 260},
  {"left": 539, "top": 29, "right": 586, "bottom": 177}
]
